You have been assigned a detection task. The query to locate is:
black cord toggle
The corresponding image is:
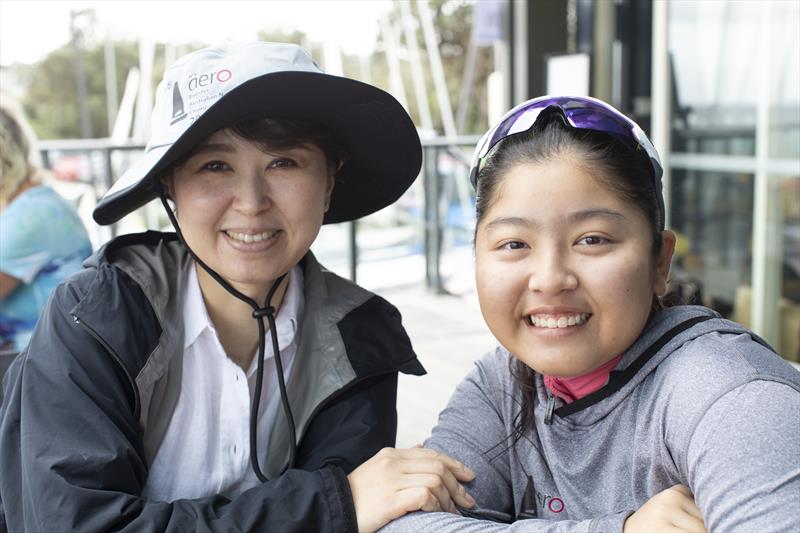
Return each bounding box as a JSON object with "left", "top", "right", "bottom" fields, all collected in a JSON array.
[{"left": 252, "top": 306, "right": 276, "bottom": 319}]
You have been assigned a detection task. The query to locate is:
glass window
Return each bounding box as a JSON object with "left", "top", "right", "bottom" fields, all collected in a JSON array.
[{"left": 669, "top": 0, "right": 800, "bottom": 360}]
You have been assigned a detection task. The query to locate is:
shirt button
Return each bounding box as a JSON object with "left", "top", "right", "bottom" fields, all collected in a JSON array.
[{"left": 235, "top": 374, "right": 239, "bottom": 382}]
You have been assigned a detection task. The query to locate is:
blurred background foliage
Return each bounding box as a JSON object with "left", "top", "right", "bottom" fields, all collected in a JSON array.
[{"left": 5, "top": 0, "right": 494, "bottom": 140}]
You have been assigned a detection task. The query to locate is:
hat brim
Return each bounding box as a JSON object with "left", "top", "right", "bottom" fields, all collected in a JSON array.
[{"left": 93, "top": 71, "right": 421, "bottom": 226}]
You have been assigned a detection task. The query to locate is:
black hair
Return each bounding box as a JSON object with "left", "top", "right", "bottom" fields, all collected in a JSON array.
[
  {"left": 163, "top": 116, "right": 349, "bottom": 191},
  {"left": 476, "top": 107, "right": 662, "bottom": 247},
  {"left": 473, "top": 108, "right": 666, "bottom": 447},
  {"left": 229, "top": 117, "right": 349, "bottom": 173}
]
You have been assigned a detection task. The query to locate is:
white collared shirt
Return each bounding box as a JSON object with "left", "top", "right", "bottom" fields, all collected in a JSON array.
[{"left": 143, "top": 263, "right": 304, "bottom": 502}]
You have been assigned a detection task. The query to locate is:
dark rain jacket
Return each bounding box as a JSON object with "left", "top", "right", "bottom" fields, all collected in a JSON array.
[{"left": 0, "top": 231, "right": 425, "bottom": 532}]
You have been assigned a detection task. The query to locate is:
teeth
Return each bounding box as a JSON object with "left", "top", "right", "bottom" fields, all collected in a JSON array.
[
  {"left": 528, "top": 313, "right": 590, "bottom": 329},
  {"left": 226, "top": 230, "right": 276, "bottom": 243}
]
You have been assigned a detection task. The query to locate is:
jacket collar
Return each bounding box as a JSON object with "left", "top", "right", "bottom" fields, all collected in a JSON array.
[
  {"left": 75, "top": 231, "right": 422, "bottom": 469},
  {"left": 540, "top": 306, "right": 768, "bottom": 425}
]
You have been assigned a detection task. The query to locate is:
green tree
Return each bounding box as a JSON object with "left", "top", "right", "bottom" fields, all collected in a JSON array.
[
  {"left": 13, "top": 4, "right": 492, "bottom": 140},
  {"left": 22, "top": 40, "right": 140, "bottom": 139},
  {"left": 375, "top": 0, "right": 493, "bottom": 135}
]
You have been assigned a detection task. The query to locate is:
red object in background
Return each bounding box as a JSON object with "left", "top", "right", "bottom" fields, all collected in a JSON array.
[{"left": 52, "top": 155, "right": 90, "bottom": 182}]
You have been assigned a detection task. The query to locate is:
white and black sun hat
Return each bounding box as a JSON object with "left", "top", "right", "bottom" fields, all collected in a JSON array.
[{"left": 93, "top": 41, "right": 422, "bottom": 226}]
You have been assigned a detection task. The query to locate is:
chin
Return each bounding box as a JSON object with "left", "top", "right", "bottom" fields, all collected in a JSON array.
[{"left": 516, "top": 350, "right": 590, "bottom": 377}]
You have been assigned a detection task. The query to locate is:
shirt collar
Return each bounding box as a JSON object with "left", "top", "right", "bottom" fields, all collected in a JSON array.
[
  {"left": 183, "top": 263, "right": 212, "bottom": 349},
  {"left": 182, "top": 262, "right": 305, "bottom": 361}
]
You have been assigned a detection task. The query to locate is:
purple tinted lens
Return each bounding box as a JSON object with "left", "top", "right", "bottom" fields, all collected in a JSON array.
[{"left": 482, "top": 97, "right": 638, "bottom": 158}]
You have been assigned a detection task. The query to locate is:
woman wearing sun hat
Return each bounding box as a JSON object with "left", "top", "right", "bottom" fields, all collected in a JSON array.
[{"left": 0, "top": 42, "right": 475, "bottom": 532}]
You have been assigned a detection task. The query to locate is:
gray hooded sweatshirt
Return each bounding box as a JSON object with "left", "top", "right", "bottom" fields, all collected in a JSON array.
[{"left": 381, "top": 306, "right": 800, "bottom": 532}]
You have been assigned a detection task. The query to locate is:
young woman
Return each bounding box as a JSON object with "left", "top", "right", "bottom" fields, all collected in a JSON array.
[
  {"left": 380, "top": 96, "right": 800, "bottom": 532},
  {"left": 0, "top": 42, "right": 474, "bottom": 532}
]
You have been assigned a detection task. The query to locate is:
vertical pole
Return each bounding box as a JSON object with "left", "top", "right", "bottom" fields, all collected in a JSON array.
[
  {"left": 359, "top": 55, "right": 372, "bottom": 85},
  {"left": 592, "top": 0, "right": 615, "bottom": 102},
  {"left": 348, "top": 221, "right": 358, "bottom": 284},
  {"left": 380, "top": 14, "right": 410, "bottom": 110},
  {"left": 424, "top": 146, "right": 443, "bottom": 292},
  {"left": 512, "top": 0, "right": 528, "bottom": 104},
  {"left": 40, "top": 149, "right": 51, "bottom": 170},
  {"left": 651, "top": 0, "right": 671, "bottom": 227},
  {"left": 752, "top": 1, "right": 780, "bottom": 346},
  {"left": 400, "top": 1, "right": 435, "bottom": 133},
  {"left": 104, "top": 148, "right": 117, "bottom": 240},
  {"left": 105, "top": 37, "right": 118, "bottom": 137},
  {"left": 455, "top": 27, "right": 478, "bottom": 134},
  {"left": 417, "top": 0, "right": 457, "bottom": 139},
  {"left": 71, "top": 11, "right": 93, "bottom": 139}
]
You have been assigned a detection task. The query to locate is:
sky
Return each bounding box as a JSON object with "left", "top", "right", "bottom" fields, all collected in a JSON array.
[{"left": 0, "top": 0, "right": 393, "bottom": 66}]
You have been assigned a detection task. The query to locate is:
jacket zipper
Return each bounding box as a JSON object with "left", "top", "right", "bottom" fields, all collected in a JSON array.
[
  {"left": 72, "top": 314, "right": 141, "bottom": 419},
  {"left": 280, "top": 366, "right": 409, "bottom": 470},
  {"left": 544, "top": 394, "right": 555, "bottom": 425}
]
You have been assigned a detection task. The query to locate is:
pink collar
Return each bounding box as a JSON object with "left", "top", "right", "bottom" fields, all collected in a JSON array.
[{"left": 543, "top": 354, "right": 624, "bottom": 404}]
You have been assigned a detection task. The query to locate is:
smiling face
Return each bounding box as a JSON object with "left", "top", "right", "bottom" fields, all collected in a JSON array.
[
  {"left": 170, "top": 128, "right": 334, "bottom": 300},
  {"left": 475, "top": 156, "right": 674, "bottom": 377}
]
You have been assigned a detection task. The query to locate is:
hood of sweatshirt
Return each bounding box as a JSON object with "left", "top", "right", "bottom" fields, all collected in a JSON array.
[{"left": 538, "top": 305, "right": 778, "bottom": 426}]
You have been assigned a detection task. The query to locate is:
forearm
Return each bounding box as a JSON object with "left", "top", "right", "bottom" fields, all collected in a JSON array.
[
  {"left": 0, "top": 270, "right": 21, "bottom": 300},
  {"left": 420, "top": 353, "right": 516, "bottom": 512},
  {"left": 379, "top": 510, "right": 630, "bottom": 533},
  {"left": 9, "top": 464, "right": 353, "bottom": 532}
]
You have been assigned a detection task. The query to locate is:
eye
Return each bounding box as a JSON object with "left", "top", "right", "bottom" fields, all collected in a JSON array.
[
  {"left": 576, "top": 235, "right": 610, "bottom": 246},
  {"left": 200, "top": 160, "right": 230, "bottom": 172},
  {"left": 500, "top": 240, "right": 528, "bottom": 251},
  {"left": 269, "top": 157, "right": 297, "bottom": 169}
]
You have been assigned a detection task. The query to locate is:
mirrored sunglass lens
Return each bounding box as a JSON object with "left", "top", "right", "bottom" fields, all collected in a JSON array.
[
  {"left": 479, "top": 105, "right": 549, "bottom": 158},
  {"left": 564, "top": 107, "right": 634, "bottom": 141},
  {"left": 477, "top": 98, "right": 645, "bottom": 173}
]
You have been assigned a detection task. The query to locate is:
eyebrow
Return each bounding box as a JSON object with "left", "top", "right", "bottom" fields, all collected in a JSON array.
[
  {"left": 567, "top": 208, "right": 627, "bottom": 223},
  {"left": 484, "top": 208, "right": 627, "bottom": 230},
  {"left": 187, "top": 143, "right": 236, "bottom": 156},
  {"left": 484, "top": 216, "right": 535, "bottom": 231}
]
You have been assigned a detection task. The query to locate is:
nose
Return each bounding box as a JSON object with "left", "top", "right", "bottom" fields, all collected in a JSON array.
[
  {"left": 232, "top": 169, "right": 271, "bottom": 215},
  {"left": 527, "top": 246, "right": 578, "bottom": 294}
]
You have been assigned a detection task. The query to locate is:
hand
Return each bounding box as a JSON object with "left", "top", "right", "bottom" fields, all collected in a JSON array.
[
  {"left": 347, "top": 446, "right": 476, "bottom": 533},
  {"left": 624, "top": 484, "right": 707, "bottom": 533}
]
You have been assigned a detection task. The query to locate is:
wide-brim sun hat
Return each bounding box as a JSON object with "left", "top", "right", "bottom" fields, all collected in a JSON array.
[{"left": 93, "top": 41, "right": 422, "bottom": 226}]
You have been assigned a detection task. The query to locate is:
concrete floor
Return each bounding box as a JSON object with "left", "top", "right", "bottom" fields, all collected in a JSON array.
[{"left": 376, "top": 285, "right": 498, "bottom": 448}]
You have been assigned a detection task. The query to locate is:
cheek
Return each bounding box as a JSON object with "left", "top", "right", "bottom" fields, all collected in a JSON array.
[
  {"left": 174, "top": 191, "right": 220, "bottom": 228},
  {"left": 285, "top": 179, "right": 330, "bottom": 211},
  {"left": 475, "top": 256, "right": 524, "bottom": 326},
  {"left": 173, "top": 178, "right": 224, "bottom": 212},
  {"left": 590, "top": 254, "right": 657, "bottom": 315}
]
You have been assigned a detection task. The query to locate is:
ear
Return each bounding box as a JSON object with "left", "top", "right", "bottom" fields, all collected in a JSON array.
[
  {"left": 159, "top": 173, "right": 174, "bottom": 200},
  {"left": 323, "top": 165, "right": 339, "bottom": 213},
  {"left": 654, "top": 230, "right": 676, "bottom": 296}
]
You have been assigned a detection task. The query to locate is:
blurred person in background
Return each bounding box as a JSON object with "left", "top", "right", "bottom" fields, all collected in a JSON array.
[{"left": 0, "top": 95, "right": 92, "bottom": 353}]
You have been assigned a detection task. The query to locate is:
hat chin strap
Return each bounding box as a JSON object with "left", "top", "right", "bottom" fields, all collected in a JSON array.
[{"left": 158, "top": 190, "right": 296, "bottom": 482}]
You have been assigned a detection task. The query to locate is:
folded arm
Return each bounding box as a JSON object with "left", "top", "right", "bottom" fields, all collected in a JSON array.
[{"left": 686, "top": 379, "right": 800, "bottom": 532}]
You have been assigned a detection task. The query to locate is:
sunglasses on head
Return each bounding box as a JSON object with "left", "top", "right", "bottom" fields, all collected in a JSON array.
[{"left": 469, "top": 95, "right": 665, "bottom": 230}]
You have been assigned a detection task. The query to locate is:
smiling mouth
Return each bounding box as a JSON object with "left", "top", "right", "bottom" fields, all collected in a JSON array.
[
  {"left": 224, "top": 230, "right": 279, "bottom": 243},
  {"left": 526, "top": 313, "right": 592, "bottom": 329}
]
